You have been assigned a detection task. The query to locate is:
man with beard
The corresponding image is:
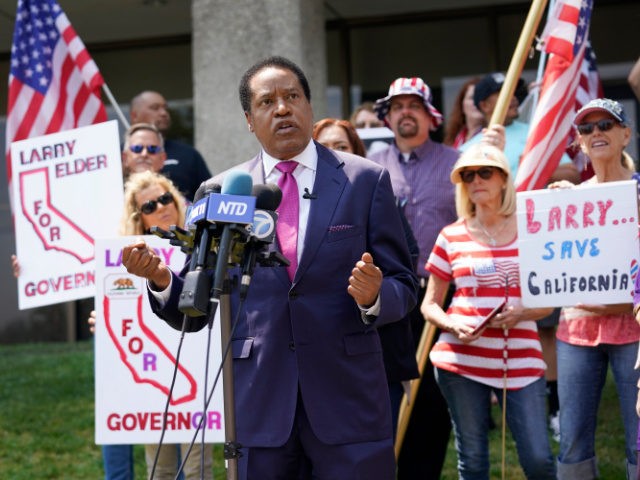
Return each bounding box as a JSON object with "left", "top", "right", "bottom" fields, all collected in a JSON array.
[
  {"left": 130, "top": 91, "right": 211, "bottom": 201},
  {"left": 369, "top": 77, "right": 458, "bottom": 480}
]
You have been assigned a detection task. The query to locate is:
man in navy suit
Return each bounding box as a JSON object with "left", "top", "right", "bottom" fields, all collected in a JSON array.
[{"left": 121, "top": 56, "right": 417, "bottom": 479}]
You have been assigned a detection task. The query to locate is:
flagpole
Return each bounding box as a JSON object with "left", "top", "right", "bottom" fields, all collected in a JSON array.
[
  {"left": 531, "top": 0, "right": 555, "bottom": 110},
  {"left": 102, "top": 84, "right": 130, "bottom": 130},
  {"left": 394, "top": 322, "right": 438, "bottom": 458},
  {"left": 489, "top": 0, "right": 549, "bottom": 127}
]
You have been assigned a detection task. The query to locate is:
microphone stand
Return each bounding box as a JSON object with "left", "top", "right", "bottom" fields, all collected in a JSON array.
[
  {"left": 218, "top": 279, "right": 240, "bottom": 480},
  {"left": 153, "top": 214, "right": 288, "bottom": 480},
  {"left": 208, "top": 222, "right": 249, "bottom": 480},
  {"left": 217, "top": 244, "right": 288, "bottom": 480}
]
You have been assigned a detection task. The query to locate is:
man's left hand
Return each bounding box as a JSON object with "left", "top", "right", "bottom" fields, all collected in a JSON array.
[{"left": 347, "top": 252, "right": 382, "bottom": 307}]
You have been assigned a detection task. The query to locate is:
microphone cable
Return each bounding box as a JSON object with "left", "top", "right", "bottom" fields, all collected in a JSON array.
[
  {"left": 148, "top": 311, "right": 193, "bottom": 480},
  {"left": 175, "top": 295, "right": 248, "bottom": 480}
]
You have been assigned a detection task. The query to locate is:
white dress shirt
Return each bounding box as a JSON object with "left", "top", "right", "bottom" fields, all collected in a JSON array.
[{"left": 262, "top": 140, "right": 317, "bottom": 265}]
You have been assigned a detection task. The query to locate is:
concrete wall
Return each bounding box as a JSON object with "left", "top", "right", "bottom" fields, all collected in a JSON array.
[{"left": 191, "top": 0, "right": 327, "bottom": 174}]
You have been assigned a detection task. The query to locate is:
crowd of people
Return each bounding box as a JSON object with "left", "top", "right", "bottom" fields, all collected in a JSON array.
[{"left": 11, "top": 54, "right": 640, "bottom": 480}]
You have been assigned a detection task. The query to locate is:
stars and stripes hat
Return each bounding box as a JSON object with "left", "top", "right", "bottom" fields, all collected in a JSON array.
[
  {"left": 374, "top": 77, "right": 443, "bottom": 129},
  {"left": 574, "top": 98, "right": 628, "bottom": 126}
]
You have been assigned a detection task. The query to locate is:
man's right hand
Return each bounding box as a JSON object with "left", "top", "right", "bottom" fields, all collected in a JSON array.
[{"left": 121, "top": 240, "right": 171, "bottom": 290}]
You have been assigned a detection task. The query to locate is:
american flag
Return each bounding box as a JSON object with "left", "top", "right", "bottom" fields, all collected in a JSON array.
[
  {"left": 6, "top": 0, "right": 107, "bottom": 206},
  {"left": 474, "top": 260, "right": 520, "bottom": 289},
  {"left": 571, "top": 42, "right": 604, "bottom": 177},
  {"left": 514, "top": 0, "right": 595, "bottom": 192}
]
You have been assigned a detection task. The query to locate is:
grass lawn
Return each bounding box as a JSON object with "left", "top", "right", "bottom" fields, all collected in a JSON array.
[{"left": 0, "top": 340, "right": 632, "bottom": 478}]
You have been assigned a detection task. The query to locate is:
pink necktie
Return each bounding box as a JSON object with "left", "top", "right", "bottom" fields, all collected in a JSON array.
[{"left": 276, "top": 161, "right": 299, "bottom": 281}]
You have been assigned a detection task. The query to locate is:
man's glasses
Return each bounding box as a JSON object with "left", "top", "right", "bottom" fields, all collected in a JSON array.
[
  {"left": 139, "top": 192, "right": 174, "bottom": 215},
  {"left": 129, "top": 144, "right": 163, "bottom": 154},
  {"left": 460, "top": 167, "right": 497, "bottom": 184},
  {"left": 576, "top": 119, "right": 618, "bottom": 135}
]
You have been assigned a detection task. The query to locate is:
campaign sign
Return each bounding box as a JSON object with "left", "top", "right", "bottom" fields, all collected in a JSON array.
[
  {"left": 516, "top": 181, "right": 639, "bottom": 307},
  {"left": 10, "top": 120, "right": 123, "bottom": 309},
  {"left": 356, "top": 126, "right": 394, "bottom": 156},
  {"left": 94, "top": 236, "right": 226, "bottom": 444}
]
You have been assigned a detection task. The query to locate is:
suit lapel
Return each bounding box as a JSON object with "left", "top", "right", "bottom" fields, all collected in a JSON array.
[
  {"left": 294, "top": 143, "right": 347, "bottom": 283},
  {"left": 245, "top": 153, "right": 265, "bottom": 186}
]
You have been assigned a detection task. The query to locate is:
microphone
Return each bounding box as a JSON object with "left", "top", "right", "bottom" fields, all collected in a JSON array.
[
  {"left": 193, "top": 179, "right": 222, "bottom": 202},
  {"left": 190, "top": 180, "right": 222, "bottom": 271},
  {"left": 155, "top": 181, "right": 222, "bottom": 256},
  {"left": 177, "top": 181, "right": 222, "bottom": 317},
  {"left": 250, "top": 183, "right": 282, "bottom": 243},
  {"left": 210, "top": 171, "right": 256, "bottom": 299},
  {"left": 239, "top": 184, "right": 283, "bottom": 299},
  {"left": 302, "top": 187, "right": 317, "bottom": 200},
  {"left": 178, "top": 173, "right": 255, "bottom": 316}
]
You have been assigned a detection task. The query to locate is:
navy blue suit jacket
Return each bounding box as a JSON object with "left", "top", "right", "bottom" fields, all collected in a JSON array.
[{"left": 151, "top": 142, "right": 417, "bottom": 447}]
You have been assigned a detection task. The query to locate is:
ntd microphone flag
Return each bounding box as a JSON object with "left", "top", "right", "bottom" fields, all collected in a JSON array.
[{"left": 187, "top": 194, "right": 256, "bottom": 227}]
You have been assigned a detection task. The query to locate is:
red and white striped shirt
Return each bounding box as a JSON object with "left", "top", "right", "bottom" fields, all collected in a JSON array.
[{"left": 426, "top": 219, "right": 545, "bottom": 389}]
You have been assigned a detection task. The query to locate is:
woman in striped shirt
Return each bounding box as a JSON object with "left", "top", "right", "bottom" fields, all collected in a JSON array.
[{"left": 421, "top": 144, "right": 556, "bottom": 479}]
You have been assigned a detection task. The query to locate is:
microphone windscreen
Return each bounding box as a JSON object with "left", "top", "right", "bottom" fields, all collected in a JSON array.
[
  {"left": 252, "top": 183, "right": 282, "bottom": 210},
  {"left": 221, "top": 170, "right": 253, "bottom": 195},
  {"left": 193, "top": 179, "right": 222, "bottom": 202}
]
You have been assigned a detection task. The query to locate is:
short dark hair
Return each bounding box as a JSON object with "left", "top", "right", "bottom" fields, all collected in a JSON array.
[{"left": 238, "top": 56, "right": 311, "bottom": 113}]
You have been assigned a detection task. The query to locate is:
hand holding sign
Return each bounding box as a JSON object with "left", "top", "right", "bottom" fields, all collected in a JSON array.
[{"left": 517, "top": 181, "right": 639, "bottom": 308}]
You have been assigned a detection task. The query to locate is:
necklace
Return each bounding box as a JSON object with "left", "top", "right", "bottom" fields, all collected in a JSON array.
[{"left": 476, "top": 217, "right": 508, "bottom": 246}]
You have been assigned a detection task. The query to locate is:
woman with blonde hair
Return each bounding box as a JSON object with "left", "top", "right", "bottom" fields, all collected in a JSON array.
[
  {"left": 119, "top": 170, "right": 185, "bottom": 236},
  {"left": 421, "top": 144, "right": 556, "bottom": 479},
  {"left": 551, "top": 98, "right": 640, "bottom": 480}
]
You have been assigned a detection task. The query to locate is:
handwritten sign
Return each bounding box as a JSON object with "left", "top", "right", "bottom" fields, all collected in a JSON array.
[
  {"left": 516, "top": 180, "right": 639, "bottom": 307},
  {"left": 10, "top": 120, "right": 123, "bottom": 309},
  {"left": 94, "top": 236, "right": 226, "bottom": 444}
]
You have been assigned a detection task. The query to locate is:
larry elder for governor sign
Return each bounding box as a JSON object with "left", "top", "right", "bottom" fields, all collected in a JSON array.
[
  {"left": 94, "top": 236, "right": 225, "bottom": 444},
  {"left": 10, "top": 120, "right": 123, "bottom": 309},
  {"left": 517, "top": 180, "right": 639, "bottom": 308}
]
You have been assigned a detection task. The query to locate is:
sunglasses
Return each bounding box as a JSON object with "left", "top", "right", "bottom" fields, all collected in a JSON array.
[
  {"left": 129, "top": 144, "right": 163, "bottom": 154},
  {"left": 576, "top": 119, "right": 619, "bottom": 135},
  {"left": 139, "top": 192, "right": 174, "bottom": 215},
  {"left": 460, "top": 167, "right": 497, "bottom": 184}
]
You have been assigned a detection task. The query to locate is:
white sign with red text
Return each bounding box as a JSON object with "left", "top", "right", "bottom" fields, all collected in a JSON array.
[
  {"left": 94, "top": 236, "right": 226, "bottom": 444},
  {"left": 517, "top": 180, "right": 639, "bottom": 307},
  {"left": 10, "top": 120, "right": 123, "bottom": 309}
]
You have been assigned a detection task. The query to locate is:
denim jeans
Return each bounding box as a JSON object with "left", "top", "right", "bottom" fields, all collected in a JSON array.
[
  {"left": 102, "top": 444, "right": 134, "bottom": 480},
  {"left": 435, "top": 368, "right": 556, "bottom": 480},
  {"left": 557, "top": 340, "right": 639, "bottom": 480}
]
